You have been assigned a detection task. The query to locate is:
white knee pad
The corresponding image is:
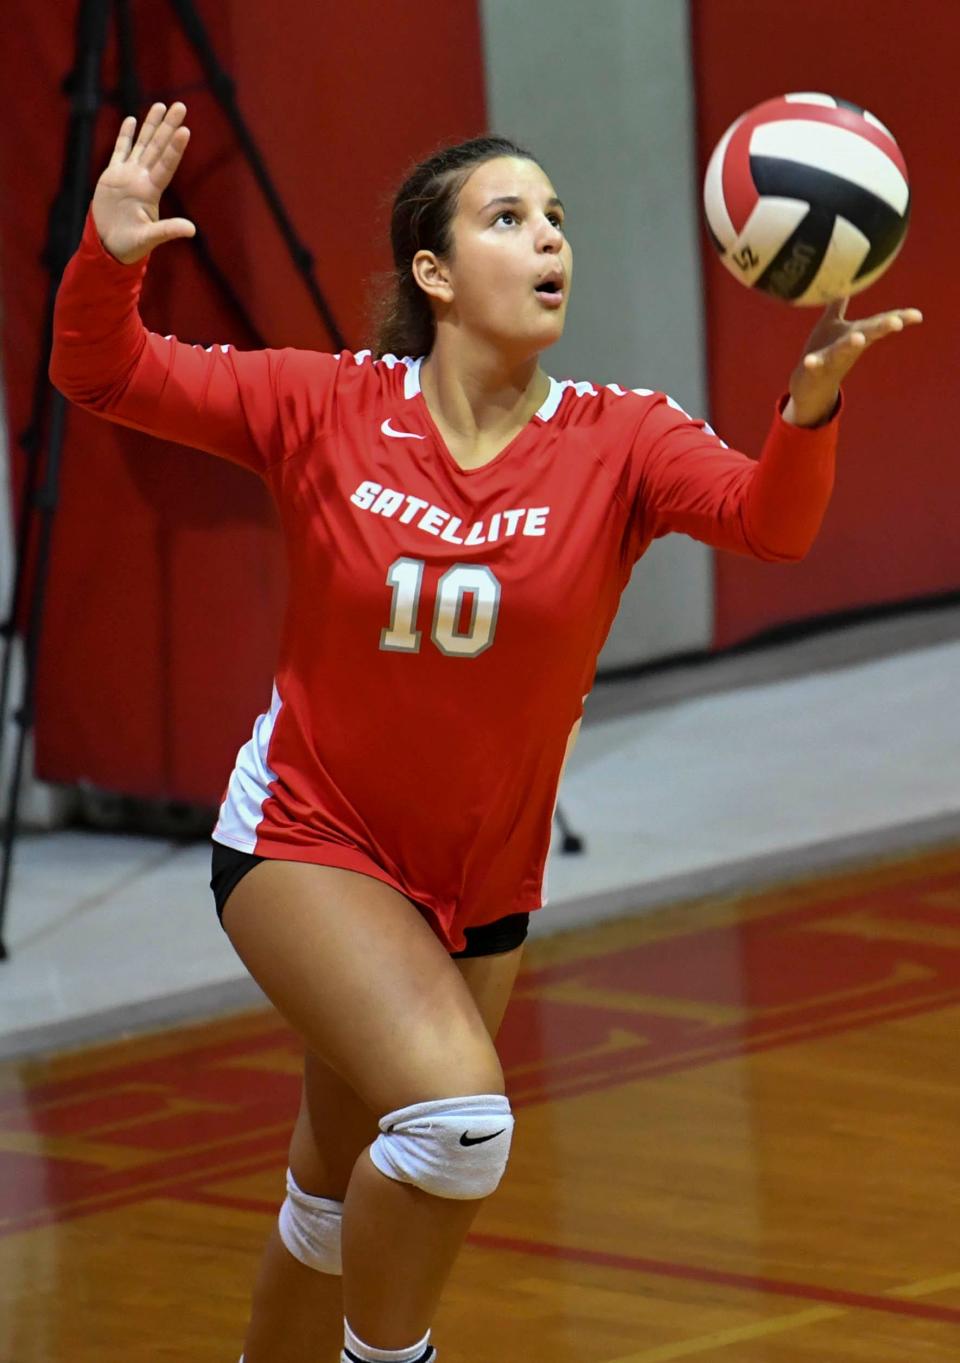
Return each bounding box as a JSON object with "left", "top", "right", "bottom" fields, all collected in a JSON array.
[
  {"left": 278, "top": 1167, "right": 343, "bottom": 1274},
  {"left": 369, "top": 1094, "right": 514, "bottom": 1200}
]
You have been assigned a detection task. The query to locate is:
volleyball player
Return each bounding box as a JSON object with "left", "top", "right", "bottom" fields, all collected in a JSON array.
[{"left": 49, "top": 102, "right": 921, "bottom": 1363}]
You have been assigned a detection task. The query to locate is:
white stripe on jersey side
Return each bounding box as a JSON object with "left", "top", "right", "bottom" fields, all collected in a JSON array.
[
  {"left": 540, "top": 691, "right": 592, "bottom": 907},
  {"left": 213, "top": 682, "right": 282, "bottom": 853},
  {"left": 539, "top": 853, "right": 550, "bottom": 908}
]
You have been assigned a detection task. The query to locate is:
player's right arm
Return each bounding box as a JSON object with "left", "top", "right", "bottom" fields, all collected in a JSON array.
[{"left": 49, "top": 102, "right": 334, "bottom": 474}]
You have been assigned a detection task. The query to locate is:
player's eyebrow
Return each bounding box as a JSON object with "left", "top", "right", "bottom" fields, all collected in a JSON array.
[{"left": 480, "top": 194, "right": 566, "bottom": 215}]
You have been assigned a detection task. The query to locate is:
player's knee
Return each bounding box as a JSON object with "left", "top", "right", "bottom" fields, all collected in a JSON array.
[
  {"left": 369, "top": 1093, "right": 515, "bottom": 1200},
  {"left": 278, "top": 1167, "right": 343, "bottom": 1274}
]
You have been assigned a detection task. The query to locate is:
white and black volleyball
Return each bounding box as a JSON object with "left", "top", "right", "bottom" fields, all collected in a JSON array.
[{"left": 703, "top": 92, "right": 911, "bottom": 306}]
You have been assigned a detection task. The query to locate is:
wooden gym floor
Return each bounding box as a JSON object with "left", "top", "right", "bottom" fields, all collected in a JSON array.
[{"left": 2, "top": 840, "right": 959, "bottom": 1362}]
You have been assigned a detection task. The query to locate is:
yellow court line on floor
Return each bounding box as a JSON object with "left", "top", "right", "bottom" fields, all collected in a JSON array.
[
  {"left": 891, "top": 1270, "right": 960, "bottom": 1298},
  {"left": 603, "top": 1264, "right": 960, "bottom": 1363},
  {"left": 603, "top": 1306, "right": 842, "bottom": 1363}
]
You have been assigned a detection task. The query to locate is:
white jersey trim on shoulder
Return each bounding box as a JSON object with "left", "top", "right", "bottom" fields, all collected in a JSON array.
[
  {"left": 213, "top": 682, "right": 282, "bottom": 853},
  {"left": 537, "top": 377, "right": 594, "bottom": 420},
  {"left": 404, "top": 355, "right": 425, "bottom": 399},
  {"left": 603, "top": 382, "right": 729, "bottom": 448},
  {"left": 330, "top": 349, "right": 373, "bottom": 366},
  {"left": 329, "top": 349, "right": 420, "bottom": 375},
  {"left": 160, "top": 336, "right": 233, "bottom": 354}
]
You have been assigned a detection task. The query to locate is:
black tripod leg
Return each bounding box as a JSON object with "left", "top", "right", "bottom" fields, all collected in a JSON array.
[
  {"left": 0, "top": 307, "right": 55, "bottom": 817},
  {"left": 107, "top": 0, "right": 268, "bottom": 351},
  {"left": 0, "top": 0, "right": 114, "bottom": 958},
  {"left": 165, "top": 0, "right": 347, "bottom": 350},
  {"left": 0, "top": 397, "right": 74, "bottom": 960},
  {"left": 553, "top": 801, "right": 585, "bottom": 855}
]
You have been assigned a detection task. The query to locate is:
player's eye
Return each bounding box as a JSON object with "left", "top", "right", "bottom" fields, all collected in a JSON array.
[{"left": 495, "top": 211, "right": 519, "bottom": 227}]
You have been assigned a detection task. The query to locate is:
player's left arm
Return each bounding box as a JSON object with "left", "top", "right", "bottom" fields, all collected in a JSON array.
[{"left": 630, "top": 299, "right": 923, "bottom": 564}]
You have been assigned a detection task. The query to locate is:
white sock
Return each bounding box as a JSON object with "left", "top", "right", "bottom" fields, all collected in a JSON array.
[{"left": 342, "top": 1317, "right": 435, "bottom": 1362}]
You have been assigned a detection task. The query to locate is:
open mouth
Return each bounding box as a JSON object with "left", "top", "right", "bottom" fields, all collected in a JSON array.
[{"left": 534, "top": 278, "right": 565, "bottom": 305}]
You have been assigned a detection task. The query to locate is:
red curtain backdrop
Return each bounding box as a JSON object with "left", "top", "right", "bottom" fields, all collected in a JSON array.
[
  {"left": 690, "top": 0, "right": 957, "bottom": 648},
  {"left": 0, "top": 1, "right": 486, "bottom": 802}
]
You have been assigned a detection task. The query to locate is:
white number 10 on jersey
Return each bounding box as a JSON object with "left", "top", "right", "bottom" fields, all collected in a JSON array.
[{"left": 380, "top": 557, "right": 502, "bottom": 658}]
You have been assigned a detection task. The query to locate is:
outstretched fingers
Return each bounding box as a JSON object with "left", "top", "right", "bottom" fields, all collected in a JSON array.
[
  {"left": 804, "top": 304, "right": 923, "bottom": 374},
  {"left": 803, "top": 329, "right": 864, "bottom": 371},
  {"left": 141, "top": 102, "right": 188, "bottom": 172},
  {"left": 854, "top": 306, "right": 924, "bottom": 339},
  {"left": 110, "top": 115, "right": 137, "bottom": 165},
  {"left": 150, "top": 125, "right": 191, "bottom": 193},
  {"left": 128, "top": 101, "right": 168, "bottom": 161}
]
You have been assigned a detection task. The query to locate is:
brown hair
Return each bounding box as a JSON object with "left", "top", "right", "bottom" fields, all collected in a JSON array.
[{"left": 372, "top": 135, "right": 540, "bottom": 359}]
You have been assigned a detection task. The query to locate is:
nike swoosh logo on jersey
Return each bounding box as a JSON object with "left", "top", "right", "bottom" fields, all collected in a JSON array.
[
  {"left": 459, "top": 1128, "right": 507, "bottom": 1146},
  {"left": 381, "top": 418, "right": 427, "bottom": 440}
]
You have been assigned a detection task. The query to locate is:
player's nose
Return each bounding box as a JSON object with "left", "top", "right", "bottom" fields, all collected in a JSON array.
[{"left": 535, "top": 216, "right": 564, "bottom": 252}]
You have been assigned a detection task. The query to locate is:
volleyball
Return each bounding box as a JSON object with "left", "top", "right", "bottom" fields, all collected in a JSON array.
[{"left": 703, "top": 92, "right": 910, "bottom": 306}]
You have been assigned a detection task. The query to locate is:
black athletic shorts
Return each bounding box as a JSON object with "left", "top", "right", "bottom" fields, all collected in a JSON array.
[{"left": 210, "top": 842, "right": 529, "bottom": 958}]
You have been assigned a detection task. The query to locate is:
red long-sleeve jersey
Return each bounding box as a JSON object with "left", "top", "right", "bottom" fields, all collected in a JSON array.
[{"left": 50, "top": 210, "right": 839, "bottom": 950}]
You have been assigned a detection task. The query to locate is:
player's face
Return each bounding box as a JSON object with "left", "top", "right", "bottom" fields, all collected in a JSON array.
[{"left": 444, "top": 157, "right": 573, "bottom": 354}]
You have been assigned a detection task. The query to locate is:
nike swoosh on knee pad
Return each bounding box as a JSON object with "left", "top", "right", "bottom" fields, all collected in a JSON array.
[{"left": 459, "top": 1128, "right": 506, "bottom": 1146}]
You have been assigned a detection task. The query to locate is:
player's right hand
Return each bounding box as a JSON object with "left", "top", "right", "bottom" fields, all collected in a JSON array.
[{"left": 92, "top": 102, "right": 196, "bottom": 265}]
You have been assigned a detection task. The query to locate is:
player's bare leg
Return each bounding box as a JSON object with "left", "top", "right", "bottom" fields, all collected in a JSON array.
[
  {"left": 341, "top": 947, "right": 524, "bottom": 1349},
  {"left": 238, "top": 948, "right": 522, "bottom": 1363},
  {"left": 223, "top": 861, "right": 524, "bottom": 1361},
  {"left": 238, "top": 1056, "right": 379, "bottom": 1363}
]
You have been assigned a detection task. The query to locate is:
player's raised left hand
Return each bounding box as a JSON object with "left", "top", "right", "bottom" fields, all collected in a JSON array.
[{"left": 784, "top": 297, "right": 923, "bottom": 427}]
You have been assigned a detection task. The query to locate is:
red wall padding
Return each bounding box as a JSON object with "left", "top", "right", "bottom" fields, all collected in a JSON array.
[
  {"left": 0, "top": 1, "right": 486, "bottom": 802},
  {"left": 691, "top": 0, "right": 957, "bottom": 648}
]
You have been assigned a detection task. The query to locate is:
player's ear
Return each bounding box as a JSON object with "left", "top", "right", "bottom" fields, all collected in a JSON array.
[{"left": 412, "top": 249, "right": 453, "bottom": 305}]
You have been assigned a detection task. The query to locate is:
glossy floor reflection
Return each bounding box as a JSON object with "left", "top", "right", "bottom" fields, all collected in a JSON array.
[{"left": 2, "top": 841, "right": 960, "bottom": 1362}]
